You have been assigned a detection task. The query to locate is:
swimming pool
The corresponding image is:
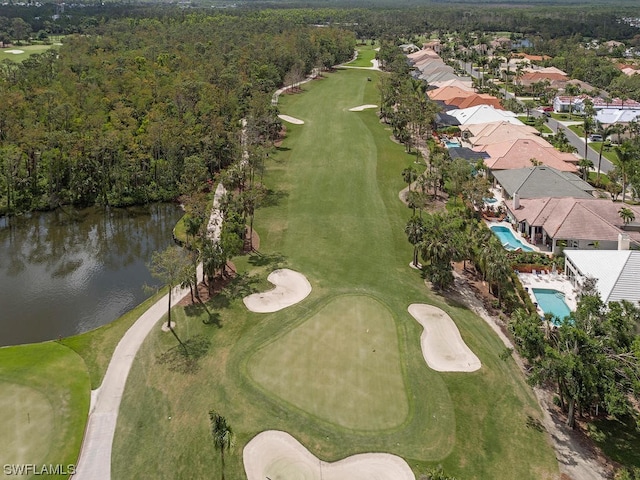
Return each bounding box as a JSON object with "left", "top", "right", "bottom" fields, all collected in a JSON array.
[
  {"left": 532, "top": 288, "right": 572, "bottom": 323},
  {"left": 445, "top": 140, "right": 461, "bottom": 148},
  {"left": 483, "top": 197, "right": 498, "bottom": 204},
  {"left": 489, "top": 225, "right": 534, "bottom": 252}
]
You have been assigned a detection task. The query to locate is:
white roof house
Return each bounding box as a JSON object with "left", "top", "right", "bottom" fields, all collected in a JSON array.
[
  {"left": 447, "top": 105, "right": 523, "bottom": 126},
  {"left": 595, "top": 108, "right": 640, "bottom": 126},
  {"left": 564, "top": 250, "right": 640, "bottom": 306}
]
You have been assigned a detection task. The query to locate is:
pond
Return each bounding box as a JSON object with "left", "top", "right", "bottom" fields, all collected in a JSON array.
[{"left": 0, "top": 203, "right": 183, "bottom": 346}]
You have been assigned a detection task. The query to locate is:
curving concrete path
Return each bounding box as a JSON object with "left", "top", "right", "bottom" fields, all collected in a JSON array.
[
  {"left": 74, "top": 182, "right": 223, "bottom": 479},
  {"left": 72, "top": 269, "right": 200, "bottom": 480}
]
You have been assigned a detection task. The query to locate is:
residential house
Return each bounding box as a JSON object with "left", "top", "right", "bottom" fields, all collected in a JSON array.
[
  {"left": 564, "top": 250, "right": 640, "bottom": 306},
  {"left": 492, "top": 166, "right": 596, "bottom": 202},
  {"left": 447, "top": 105, "right": 522, "bottom": 126},
  {"left": 505, "top": 197, "right": 640, "bottom": 253},
  {"left": 477, "top": 138, "right": 579, "bottom": 173},
  {"left": 462, "top": 121, "right": 540, "bottom": 146}
]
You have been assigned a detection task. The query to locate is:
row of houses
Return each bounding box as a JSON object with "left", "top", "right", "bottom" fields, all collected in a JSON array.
[{"left": 408, "top": 46, "right": 640, "bottom": 307}]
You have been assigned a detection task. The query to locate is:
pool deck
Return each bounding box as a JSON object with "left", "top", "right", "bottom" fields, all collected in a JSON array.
[{"left": 517, "top": 271, "right": 578, "bottom": 315}]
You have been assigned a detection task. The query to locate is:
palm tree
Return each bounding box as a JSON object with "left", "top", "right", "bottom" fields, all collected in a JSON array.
[
  {"left": 577, "top": 158, "right": 593, "bottom": 181},
  {"left": 209, "top": 411, "right": 235, "bottom": 480},
  {"left": 619, "top": 206, "right": 635, "bottom": 225},
  {"left": 402, "top": 166, "right": 418, "bottom": 192},
  {"left": 405, "top": 215, "right": 426, "bottom": 267},
  {"left": 612, "top": 142, "right": 638, "bottom": 203}
]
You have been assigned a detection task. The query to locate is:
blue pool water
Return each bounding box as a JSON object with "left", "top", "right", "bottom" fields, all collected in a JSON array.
[
  {"left": 532, "top": 288, "right": 572, "bottom": 323},
  {"left": 490, "top": 225, "right": 534, "bottom": 252},
  {"left": 445, "top": 140, "right": 461, "bottom": 148},
  {"left": 483, "top": 197, "right": 498, "bottom": 204}
]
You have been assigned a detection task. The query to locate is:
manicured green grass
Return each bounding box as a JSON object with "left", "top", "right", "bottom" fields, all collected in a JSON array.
[
  {"left": 247, "top": 294, "right": 409, "bottom": 430},
  {"left": 0, "top": 342, "right": 89, "bottom": 477},
  {"left": 0, "top": 43, "right": 60, "bottom": 62},
  {"left": 59, "top": 288, "right": 167, "bottom": 389},
  {"left": 346, "top": 44, "right": 377, "bottom": 67},
  {"left": 112, "top": 68, "right": 558, "bottom": 480}
]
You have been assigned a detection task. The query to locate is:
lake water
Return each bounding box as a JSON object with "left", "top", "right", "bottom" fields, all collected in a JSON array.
[{"left": 0, "top": 203, "right": 183, "bottom": 346}]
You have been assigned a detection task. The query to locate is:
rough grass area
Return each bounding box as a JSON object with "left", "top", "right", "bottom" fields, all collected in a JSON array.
[
  {"left": 588, "top": 417, "right": 640, "bottom": 470},
  {"left": 0, "top": 342, "right": 89, "bottom": 478},
  {"left": 112, "top": 68, "right": 558, "bottom": 480}
]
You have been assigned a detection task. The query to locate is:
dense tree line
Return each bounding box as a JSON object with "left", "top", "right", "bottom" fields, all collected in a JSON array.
[{"left": 0, "top": 12, "right": 354, "bottom": 214}]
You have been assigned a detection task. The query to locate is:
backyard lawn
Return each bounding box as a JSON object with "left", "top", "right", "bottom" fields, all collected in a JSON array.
[{"left": 112, "top": 67, "right": 558, "bottom": 479}]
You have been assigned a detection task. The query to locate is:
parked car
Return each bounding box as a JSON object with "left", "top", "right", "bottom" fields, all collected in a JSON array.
[{"left": 589, "top": 134, "right": 603, "bottom": 142}]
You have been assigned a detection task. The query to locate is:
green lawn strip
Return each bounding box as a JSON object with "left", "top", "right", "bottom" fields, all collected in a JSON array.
[
  {"left": 113, "top": 68, "right": 557, "bottom": 479},
  {"left": 0, "top": 342, "right": 89, "bottom": 478},
  {"left": 346, "top": 44, "right": 377, "bottom": 67},
  {"left": 59, "top": 288, "right": 167, "bottom": 389}
]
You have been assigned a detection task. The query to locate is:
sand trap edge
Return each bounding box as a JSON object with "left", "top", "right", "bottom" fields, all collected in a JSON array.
[
  {"left": 243, "top": 430, "right": 415, "bottom": 480},
  {"left": 278, "top": 114, "right": 305, "bottom": 124},
  {"left": 243, "top": 268, "right": 311, "bottom": 313},
  {"left": 349, "top": 104, "right": 378, "bottom": 112},
  {"left": 408, "top": 303, "right": 481, "bottom": 372}
]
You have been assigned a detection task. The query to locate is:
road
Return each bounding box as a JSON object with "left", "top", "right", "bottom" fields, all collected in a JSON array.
[{"left": 538, "top": 114, "right": 614, "bottom": 175}]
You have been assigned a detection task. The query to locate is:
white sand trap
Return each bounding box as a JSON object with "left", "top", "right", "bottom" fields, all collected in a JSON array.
[
  {"left": 349, "top": 104, "right": 378, "bottom": 112},
  {"left": 4, "top": 49, "right": 24, "bottom": 54},
  {"left": 408, "top": 303, "right": 481, "bottom": 372},
  {"left": 243, "top": 269, "right": 311, "bottom": 313},
  {"left": 278, "top": 114, "right": 304, "bottom": 125},
  {"left": 244, "top": 430, "right": 415, "bottom": 480}
]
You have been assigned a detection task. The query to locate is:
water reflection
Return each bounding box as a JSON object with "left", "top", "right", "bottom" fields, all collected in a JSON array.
[{"left": 0, "top": 203, "right": 183, "bottom": 346}]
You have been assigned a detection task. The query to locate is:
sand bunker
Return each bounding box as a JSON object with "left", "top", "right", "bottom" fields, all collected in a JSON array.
[
  {"left": 243, "top": 269, "right": 311, "bottom": 313},
  {"left": 278, "top": 114, "right": 305, "bottom": 125},
  {"left": 408, "top": 303, "right": 481, "bottom": 372},
  {"left": 4, "top": 49, "right": 24, "bottom": 54},
  {"left": 349, "top": 104, "right": 378, "bottom": 112},
  {"left": 244, "top": 430, "right": 415, "bottom": 480}
]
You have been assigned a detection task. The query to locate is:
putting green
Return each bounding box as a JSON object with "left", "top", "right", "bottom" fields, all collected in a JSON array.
[
  {"left": 247, "top": 295, "right": 409, "bottom": 430},
  {"left": 0, "top": 342, "right": 89, "bottom": 478},
  {"left": 0, "top": 383, "right": 54, "bottom": 465}
]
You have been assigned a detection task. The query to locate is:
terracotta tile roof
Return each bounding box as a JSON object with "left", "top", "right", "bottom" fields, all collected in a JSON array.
[
  {"left": 480, "top": 138, "right": 578, "bottom": 172},
  {"left": 511, "top": 198, "right": 640, "bottom": 243},
  {"left": 465, "top": 122, "right": 540, "bottom": 145}
]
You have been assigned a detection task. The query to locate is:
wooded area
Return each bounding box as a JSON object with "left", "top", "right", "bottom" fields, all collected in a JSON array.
[{"left": 0, "top": 12, "right": 354, "bottom": 213}]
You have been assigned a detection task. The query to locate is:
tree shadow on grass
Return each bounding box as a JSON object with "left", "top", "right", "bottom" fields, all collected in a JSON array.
[
  {"left": 222, "top": 272, "right": 263, "bottom": 299},
  {"left": 248, "top": 251, "right": 287, "bottom": 268},
  {"left": 261, "top": 188, "right": 289, "bottom": 207},
  {"left": 184, "top": 302, "right": 222, "bottom": 327},
  {"left": 156, "top": 334, "right": 211, "bottom": 374}
]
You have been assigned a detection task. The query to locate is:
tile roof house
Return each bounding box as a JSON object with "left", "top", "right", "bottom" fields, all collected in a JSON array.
[
  {"left": 463, "top": 121, "right": 541, "bottom": 146},
  {"left": 447, "top": 105, "right": 522, "bottom": 126},
  {"left": 492, "top": 166, "right": 596, "bottom": 200},
  {"left": 505, "top": 197, "right": 640, "bottom": 253},
  {"left": 564, "top": 250, "right": 640, "bottom": 306},
  {"left": 477, "top": 138, "right": 579, "bottom": 172},
  {"left": 428, "top": 78, "right": 474, "bottom": 90}
]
